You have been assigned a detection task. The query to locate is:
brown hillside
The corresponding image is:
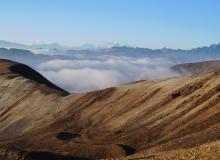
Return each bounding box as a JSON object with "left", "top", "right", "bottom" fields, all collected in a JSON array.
[
  {"left": 171, "top": 60, "right": 220, "bottom": 74},
  {"left": 1, "top": 59, "right": 220, "bottom": 159}
]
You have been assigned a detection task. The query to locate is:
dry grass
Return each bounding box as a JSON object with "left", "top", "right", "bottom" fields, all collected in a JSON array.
[{"left": 1, "top": 59, "right": 220, "bottom": 159}]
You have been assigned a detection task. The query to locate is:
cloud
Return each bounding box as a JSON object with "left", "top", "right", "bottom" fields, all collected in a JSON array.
[
  {"left": 41, "top": 68, "right": 124, "bottom": 92},
  {"left": 38, "top": 56, "right": 179, "bottom": 92}
]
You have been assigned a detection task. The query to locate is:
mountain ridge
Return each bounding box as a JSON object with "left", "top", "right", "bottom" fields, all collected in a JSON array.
[
  {"left": 1, "top": 39, "right": 220, "bottom": 54},
  {"left": 171, "top": 60, "right": 220, "bottom": 74}
]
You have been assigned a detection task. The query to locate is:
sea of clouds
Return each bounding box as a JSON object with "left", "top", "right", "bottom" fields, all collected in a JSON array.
[
  {"left": 37, "top": 55, "right": 179, "bottom": 92},
  {"left": 2, "top": 47, "right": 220, "bottom": 93}
]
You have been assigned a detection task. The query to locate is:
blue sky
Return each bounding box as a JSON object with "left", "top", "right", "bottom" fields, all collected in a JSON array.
[{"left": 0, "top": 0, "right": 220, "bottom": 49}]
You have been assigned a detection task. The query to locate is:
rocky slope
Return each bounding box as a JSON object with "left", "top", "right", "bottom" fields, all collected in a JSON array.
[
  {"left": 1, "top": 59, "right": 220, "bottom": 159},
  {"left": 171, "top": 60, "right": 220, "bottom": 74}
]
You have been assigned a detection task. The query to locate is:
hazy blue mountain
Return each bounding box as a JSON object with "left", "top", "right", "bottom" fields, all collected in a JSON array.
[
  {"left": 1, "top": 40, "right": 220, "bottom": 64},
  {"left": 0, "top": 40, "right": 66, "bottom": 52},
  {"left": 0, "top": 40, "right": 27, "bottom": 49},
  {"left": 1, "top": 39, "right": 220, "bottom": 57},
  {"left": 30, "top": 43, "right": 64, "bottom": 49},
  {"left": 190, "top": 43, "right": 220, "bottom": 54},
  {"left": 0, "top": 48, "right": 75, "bottom": 68}
]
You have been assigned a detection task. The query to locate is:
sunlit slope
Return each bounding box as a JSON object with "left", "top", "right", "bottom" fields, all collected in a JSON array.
[
  {"left": 0, "top": 59, "right": 68, "bottom": 139},
  {"left": 1, "top": 59, "right": 220, "bottom": 159}
]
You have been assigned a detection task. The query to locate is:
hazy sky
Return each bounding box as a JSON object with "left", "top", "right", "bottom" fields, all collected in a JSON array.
[{"left": 1, "top": 0, "right": 220, "bottom": 49}]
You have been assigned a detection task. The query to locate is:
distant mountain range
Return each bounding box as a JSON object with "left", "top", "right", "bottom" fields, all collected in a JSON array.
[
  {"left": 1, "top": 39, "right": 220, "bottom": 55},
  {"left": 0, "top": 48, "right": 73, "bottom": 67},
  {"left": 1, "top": 40, "right": 220, "bottom": 69},
  {"left": 0, "top": 40, "right": 64, "bottom": 50},
  {"left": 0, "top": 40, "right": 27, "bottom": 49}
]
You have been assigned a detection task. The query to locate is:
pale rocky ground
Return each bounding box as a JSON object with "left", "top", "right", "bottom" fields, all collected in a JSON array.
[{"left": 121, "top": 142, "right": 220, "bottom": 160}]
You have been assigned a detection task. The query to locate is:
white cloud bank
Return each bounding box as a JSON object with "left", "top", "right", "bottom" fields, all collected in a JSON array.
[{"left": 38, "top": 56, "right": 179, "bottom": 92}]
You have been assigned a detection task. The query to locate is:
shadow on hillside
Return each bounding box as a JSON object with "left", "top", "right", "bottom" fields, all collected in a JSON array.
[
  {"left": 26, "top": 151, "right": 90, "bottom": 160},
  {"left": 118, "top": 144, "right": 136, "bottom": 156},
  {"left": 56, "top": 132, "right": 80, "bottom": 141},
  {"left": 10, "top": 63, "right": 68, "bottom": 95}
]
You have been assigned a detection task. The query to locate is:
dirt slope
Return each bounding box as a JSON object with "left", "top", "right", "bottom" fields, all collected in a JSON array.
[
  {"left": 1, "top": 59, "right": 220, "bottom": 159},
  {"left": 171, "top": 60, "right": 220, "bottom": 74}
]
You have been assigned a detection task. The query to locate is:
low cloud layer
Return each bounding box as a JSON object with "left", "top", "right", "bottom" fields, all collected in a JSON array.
[
  {"left": 38, "top": 56, "right": 179, "bottom": 92},
  {"left": 2, "top": 43, "right": 220, "bottom": 93}
]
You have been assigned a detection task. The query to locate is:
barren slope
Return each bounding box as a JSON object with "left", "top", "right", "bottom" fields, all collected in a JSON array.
[
  {"left": 1, "top": 59, "right": 220, "bottom": 159},
  {"left": 171, "top": 60, "right": 220, "bottom": 74}
]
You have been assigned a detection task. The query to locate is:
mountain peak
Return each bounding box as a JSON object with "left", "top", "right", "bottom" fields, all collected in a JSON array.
[{"left": 0, "top": 59, "right": 68, "bottom": 94}]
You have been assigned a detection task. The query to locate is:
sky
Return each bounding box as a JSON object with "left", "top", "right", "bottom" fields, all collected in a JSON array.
[{"left": 1, "top": 0, "right": 220, "bottom": 49}]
